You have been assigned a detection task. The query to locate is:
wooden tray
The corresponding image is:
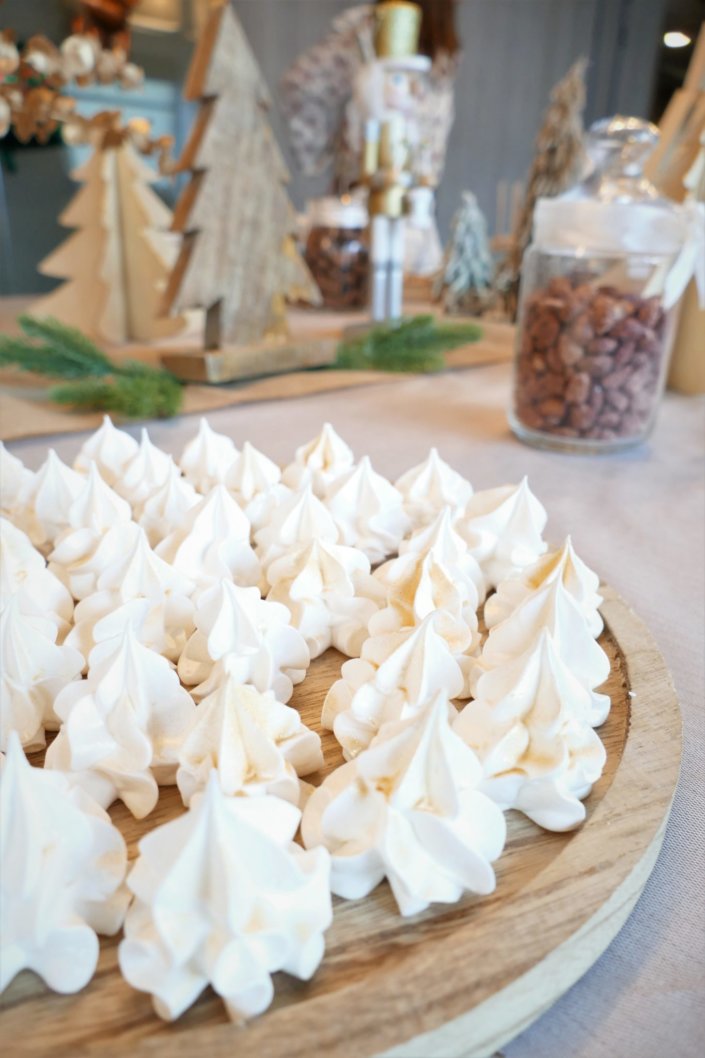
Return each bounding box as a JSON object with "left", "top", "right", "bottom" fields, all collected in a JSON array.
[{"left": 3, "top": 585, "right": 681, "bottom": 1058}]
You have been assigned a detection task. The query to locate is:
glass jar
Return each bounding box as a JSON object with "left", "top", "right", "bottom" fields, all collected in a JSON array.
[
  {"left": 304, "top": 197, "right": 369, "bottom": 310},
  {"left": 510, "top": 117, "right": 686, "bottom": 453}
]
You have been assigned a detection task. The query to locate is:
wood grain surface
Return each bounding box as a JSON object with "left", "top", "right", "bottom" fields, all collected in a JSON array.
[{"left": 1, "top": 586, "right": 681, "bottom": 1058}]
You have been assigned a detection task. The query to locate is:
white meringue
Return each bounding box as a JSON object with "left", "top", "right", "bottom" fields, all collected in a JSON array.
[
  {"left": 179, "top": 417, "right": 238, "bottom": 492},
  {"left": 454, "top": 628, "right": 608, "bottom": 831},
  {"left": 66, "top": 527, "right": 195, "bottom": 663},
  {"left": 0, "top": 441, "right": 34, "bottom": 520},
  {"left": 401, "top": 505, "right": 485, "bottom": 597},
  {"left": 176, "top": 675, "right": 322, "bottom": 807},
  {"left": 302, "top": 692, "right": 506, "bottom": 917},
  {"left": 323, "top": 612, "right": 468, "bottom": 758},
  {"left": 478, "top": 576, "right": 611, "bottom": 692},
  {"left": 395, "top": 448, "right": 474, "bottom": 529},
  {"left": 0, "top": 733, "right": 129, "bottom": 995},
  {"left": 225, "top": 440, "right": 290, "bottom": 533},
  {"left": 136, "top": 455, "right": 200, "bottom": 547},
  {"left": 326, "top": 456, "right": 411, "bottom": 564},
  {"left": 0, "top": 593, "right": 83, "bottom": 752},
  {"left": 46, "top": 624, "right": 197, "bottom": 816},
  {"left": 115, "top": 428, "right": 171, "bottom": 506},
  {"left": 484, "top": 536, "right": 604, "bottom": 637},
  {"left": 266, "top": 538, "right": 377, "bottom": 659},
  {"left": 73, "top": 415, "right": 138, "bottom": 486},
  {"left": 20, "top": 449, "right": 84, "bottom": 552},
  {"left": 0, "top": 516, "right": 73, "bottom": 638},
  {"left": 282, "top": 422, "right": 355, "bottom": 497},
  {"left": 457, "top": 477, "right": 548, "bottom": 588},
  {"left": 178, "top": 580, "right": 309, "bottom": 703},
  {"left": 367, "top": 549, "right": 481, "bottom": 655},
  {"left": 49, "top": 462, "right": 133, "bottom": 599},
  {"left": 157, "top": 484, "right": 260, "bottom": 590},
  {"left": 118, "top": 775, "right": 332, "bottom": 1022},
  {"left": 255, "top": 484, "right": 339, "bottom": 573}
]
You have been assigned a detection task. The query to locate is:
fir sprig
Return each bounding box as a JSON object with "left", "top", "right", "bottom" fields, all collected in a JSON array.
[
  {"left": 0, "top": 316, "right": 183, "bottom": 419},
  {"left": 334, "top": 315, "right": 482, "bottom": 373}
]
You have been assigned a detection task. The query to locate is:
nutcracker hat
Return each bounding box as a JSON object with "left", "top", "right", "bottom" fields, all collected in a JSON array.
[{"left": 373, "top": 1, "right": 432, "bottom": 73}]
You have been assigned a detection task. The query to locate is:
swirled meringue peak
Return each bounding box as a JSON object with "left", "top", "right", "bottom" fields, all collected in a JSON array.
[
  {"left": 0, "top": 517, "right": 73, "bottom": 638},
  {"left": 325, "top": 456, "right": 411, "bottom": 565},
  {"left": 66, "top": 527, "right": 195, "bottom": 663},
  {"left": 225, "top": 441, "right": 289, "bottom": 532},
  {"left": 282, "top": 422, "right": 355, "bottom": 497},
  {"left": 178, "top": 417, "right": 238, "bottom": 492},
  {"left": 118, "top": 774, "right": 332, "bottom": 1023},
  {"left": 255, "top": 484, "right": 339, "bottom": 573},
  {"left": 302, "top": 692, "right": 506, "bottom": 917},
  {"left": 0, "top": 592, "right": 83, "bottom": 752},
  {"left": 395, "top": 448, "right": 474, "bottom": 529},
  {"left": 46, "top": 624, "right": 196, "bottom": 815},
  {"left": 368, "top": 550, "right": 480, "bottom": 654},
  {"left": 323, "top": 612, "right": 468, "bottom": 758},
  {"left": 176, "top": 675, "right": 322, "bottom": 807},
  {"left": 457, "top": 477, "right": 548, "bottom": 589},
  {"left": 484, "top": 536, "right": 604, "bottom": 637},
  {"left": 21, "top": 449, "right": 84, "bottom": 552},
  {"left": 178, "top": 580, "right": 309, "bottom": 703},
  {"left": 114, "top": 428, "right": 171, "bottom": 507},
  {"left": 0, "top": 441, "right": 34, "bottom": 520},
  {"left": 136, "top": 455, "right": 199, "bottom": 547},
  {"left": 479, "top": 576, "right": 610, "bottom": 692},
  {"left": 49, "top": 462, "right": 133, "bottom": 599},
  {"left": 157, "top": 484, "right": 259, "bottom": 590},
  {"left": 454, "top": 628, "right": 608, "bottom": 831},
  {"left": 73, "top": 415, "right": 138, "bottom": 485},
  {"left": 266, "top": 538, "right": 376, "bottom": 659},
  {"left": 401, "top": 505, "right": 485, "bottom": 597},
  {"left": 0, "top": 733, "right": 129, "bottom": 994}
]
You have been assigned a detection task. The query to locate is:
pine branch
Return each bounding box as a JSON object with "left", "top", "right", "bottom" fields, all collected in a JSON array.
[
  {"left": 335, "top": 316, "right": 482, "bottom": 373},
  {"left": 51, "top": 373, "right": 183, "bottom": 419},
  {"left": 18, "top": 316, "right": 114, "bottom": 377},
  {"left": 0, "top": 315, "right": 184, "bottom": 419}
]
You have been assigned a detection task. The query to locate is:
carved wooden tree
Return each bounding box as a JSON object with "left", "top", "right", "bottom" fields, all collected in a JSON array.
[
  {"left": 162, "top": 0, "right": 320, "bottom": 351},
  {"left": 495, "top": 58, "right": 588, "bottom": 319},
  {"left": 35, "top": 126, "right": 183, "bottom": 343}
]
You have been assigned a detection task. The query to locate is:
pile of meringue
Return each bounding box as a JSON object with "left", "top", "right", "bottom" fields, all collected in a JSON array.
[{"left": 0, "top": 417, "right": 612, "bottom": 1022}]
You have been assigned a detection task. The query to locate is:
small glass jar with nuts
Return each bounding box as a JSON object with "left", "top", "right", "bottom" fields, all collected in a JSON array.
[
  {"left": 304, "top": 196, "right": 369, "bottom": 311},
  {"left": 510, "top": 117, "right": 689, "bottom": 453}
]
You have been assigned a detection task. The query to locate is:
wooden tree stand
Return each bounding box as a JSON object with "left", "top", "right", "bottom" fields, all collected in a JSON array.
[{"left": 159, "top": 332, "right": 337, "bottom": 384}]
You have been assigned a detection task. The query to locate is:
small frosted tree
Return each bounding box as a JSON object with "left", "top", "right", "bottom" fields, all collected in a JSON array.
[
  {"left": 162, "top": 0, "right": 320, "bottom": 350},
  {"left": 436, "top": 191, "right": 493, "bottom": 315},
  {"left": 35, "top": 126, "right": 183, "bottom": 344}
]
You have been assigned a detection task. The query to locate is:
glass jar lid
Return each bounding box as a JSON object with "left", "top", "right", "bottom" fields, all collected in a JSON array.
[{"left": 569, "top": 115, "right": 675, "bottom": 211}]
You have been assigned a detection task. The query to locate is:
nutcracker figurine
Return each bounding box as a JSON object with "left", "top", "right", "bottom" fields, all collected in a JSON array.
[{"left": 356, "top": 2, "right": 431, "bottom": 322}]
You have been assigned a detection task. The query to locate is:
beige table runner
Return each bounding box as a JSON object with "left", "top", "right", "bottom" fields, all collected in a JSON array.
[{"left": 0, "top": 298, "right": 514, "bottom": 441}]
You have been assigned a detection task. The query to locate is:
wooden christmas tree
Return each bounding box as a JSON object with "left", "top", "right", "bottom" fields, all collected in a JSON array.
[
  {"left": 161, "top": 0, "right": 320, "bottom": 351},
  {"left": 34, "top": 125, "right": 183, "bottom": 344},
  {"left": 495, "top": 58, "right": 588, "bottom": 318}
]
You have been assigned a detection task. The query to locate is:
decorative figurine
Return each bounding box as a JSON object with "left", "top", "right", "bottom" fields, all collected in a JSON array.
[{"left": 356, "top": 2, "right": 431, "bottom": 322}]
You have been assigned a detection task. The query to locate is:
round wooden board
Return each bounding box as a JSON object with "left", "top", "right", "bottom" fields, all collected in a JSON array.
[{"left": 2, "top": 586, "right": 681, "bottom": 1058}]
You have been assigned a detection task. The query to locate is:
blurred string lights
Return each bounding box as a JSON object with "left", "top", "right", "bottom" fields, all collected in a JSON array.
[{"left": 663, "top": 30, "right": 693, "bottom": 48}]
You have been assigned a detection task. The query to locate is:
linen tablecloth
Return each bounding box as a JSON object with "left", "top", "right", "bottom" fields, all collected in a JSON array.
[{"left": 6, "top": 362, "right": 704, "bottom": 1058}]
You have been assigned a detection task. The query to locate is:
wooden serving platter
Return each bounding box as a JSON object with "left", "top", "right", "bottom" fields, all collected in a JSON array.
[{"left": 2, "top": 586, "right": 681, "bottom": 1058}]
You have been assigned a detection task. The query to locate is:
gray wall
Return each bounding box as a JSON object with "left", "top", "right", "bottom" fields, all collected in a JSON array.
[{"left": 1, "top": 0, "right": 666, "bottom": 296}]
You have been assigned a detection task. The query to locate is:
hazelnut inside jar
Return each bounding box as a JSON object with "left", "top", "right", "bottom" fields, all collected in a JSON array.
[
  {"left": 511, "top": 257, "right": 677, "bottom": 452},
  {"left": 304, "top": 196, "right": 369, "bottom": 311},
  {"left": 508, "top": 115, "right": 690, "bottom": 453}
]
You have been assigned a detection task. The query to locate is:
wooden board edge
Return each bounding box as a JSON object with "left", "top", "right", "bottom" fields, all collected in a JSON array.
[{"left": 66, "top": 588, "right": 681, "bottom": 1058}]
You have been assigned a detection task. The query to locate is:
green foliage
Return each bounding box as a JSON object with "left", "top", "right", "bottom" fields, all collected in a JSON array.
[
  {"left": 334, "top": 315, "right": 482, "bottom": 373},
  {"left": 0, "top": 316, "right": 183, "bottom": 419}
]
